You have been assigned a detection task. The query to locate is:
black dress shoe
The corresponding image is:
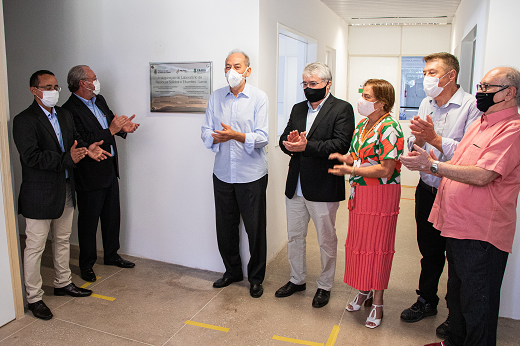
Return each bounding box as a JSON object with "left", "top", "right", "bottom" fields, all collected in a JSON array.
[
  {"left": 250, "top": 284, "right": 264, "bottom": 298},
  {"left": 213, "top": 276, "right": 242, "bottom": 288},
  {"left": 28, "top": 300, "right": 53, "bottom": 320},
  {"left": 54, "top": 283, "right": 92, "bottom": 297},
  {"left": 81, "top": 268, "right": 97, "bottom": 282},
  {"left": 275, "top": 281, "right": 306, "bottom": 298},
  {"left": 400, "top": 297, "right": 438, "bottom": 322},
  {"left": 312, "top": 288, "right": 330, "bottom": 308},
  {"left": 105, "top": 257, "right": 135, "bottom": 268}
]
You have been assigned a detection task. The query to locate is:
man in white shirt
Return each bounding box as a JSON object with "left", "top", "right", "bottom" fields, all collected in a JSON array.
[
  {"left": 401, "top": 53, "right": 481, "bottom": 337},
  {"left": 201, "top": 50, "right": 269, "bottom": 298}
]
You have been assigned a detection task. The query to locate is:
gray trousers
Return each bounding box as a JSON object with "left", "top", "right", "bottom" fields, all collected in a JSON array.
[{"left": 285, "top": 195, "right": 339, "bottom": 291}]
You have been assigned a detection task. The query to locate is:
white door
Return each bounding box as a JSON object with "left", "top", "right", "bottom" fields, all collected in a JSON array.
[
  {"left": 348, "top": 56, "right": 419, "bottom": 186},
  {"left": 0, "top": 157, "right": 16, "bottom": 326}
]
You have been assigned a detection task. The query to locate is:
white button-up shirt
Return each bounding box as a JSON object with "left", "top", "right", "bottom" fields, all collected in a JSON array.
[
  {"left": 407, "top": 86, "right": 481, "bottom": 188},
  {"left": 201, "top": 83, "right": 269, "bottom": 184}
]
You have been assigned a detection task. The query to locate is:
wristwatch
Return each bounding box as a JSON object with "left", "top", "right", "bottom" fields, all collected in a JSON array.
[{"left": 430, "top": 161, "right": 439, "bottom": 174}]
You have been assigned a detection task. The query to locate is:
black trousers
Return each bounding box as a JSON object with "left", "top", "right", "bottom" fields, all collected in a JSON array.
[
  {"left": 212, "top": 174, "right": 267, "bottom": 285},
  {"left": 445, "top": 238, "right": 508, "bottom": 346},
  {"left": 76, "top": 175, "right": 121, "bottom": 271},
  {"left": 415, "top": 180, "right": 447, "bottom": 306}
]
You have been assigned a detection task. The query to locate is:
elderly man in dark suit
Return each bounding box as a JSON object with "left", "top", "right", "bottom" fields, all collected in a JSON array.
[
  {"left": 13, "top": 70, "right": 110, "bottom": 320},
  {"left": 62, "top": 65, "right": 139, "bottom": 282},
  {"left": 275, "top": 62, "right": 355, "bottom": 308}
]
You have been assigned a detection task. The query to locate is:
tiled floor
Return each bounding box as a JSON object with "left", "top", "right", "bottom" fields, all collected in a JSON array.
[{"left": 1, "top": 186, "right": 519, "bottom": 345}]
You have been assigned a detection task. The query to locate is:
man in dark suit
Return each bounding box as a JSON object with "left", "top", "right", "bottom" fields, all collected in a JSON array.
[
  {"left": 13, "top": 70, "right": 111, "bottom": 320},
  {"left": 275, "top": 62, "right": 355, "bottom": 308},
  {"left": 62, "top": 65, "right": 139, "bottom": 282}
]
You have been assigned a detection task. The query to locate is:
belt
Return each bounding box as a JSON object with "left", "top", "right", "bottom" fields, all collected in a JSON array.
[{"left": 418, "top": 179, "right": 437, "bottom": 194}]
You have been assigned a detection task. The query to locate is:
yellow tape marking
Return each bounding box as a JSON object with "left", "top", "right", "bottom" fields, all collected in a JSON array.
[
  {"left": 185, "top": 320, "right": 229, "bottom": 332},
  {"left": 272, "top": 335, "right": 324, "bottom": 346},
  {"left": 80, "top": 277, "right": 101, "bottom": 288},
  {"left": 325, "top": 325, "right": 340, "bottom": 346},
  {"left": 91, "top": 293, "right": 116, "bottom": 301}
]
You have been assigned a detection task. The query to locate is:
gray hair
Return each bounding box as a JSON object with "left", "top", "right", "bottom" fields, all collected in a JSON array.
[
  {"left": 500, "top": 66, "right": 520, "bottom": 105},
  {"left": 225, "top": 49, "right": 250, "bottom": 67},
  {"left": 67, "top": 65, "right": 89, "bottom": 92},
  {"left": 303, "top": 62, "right": 332, "bottom": 82}
]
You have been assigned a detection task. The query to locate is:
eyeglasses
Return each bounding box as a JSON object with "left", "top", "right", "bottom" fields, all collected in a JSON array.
[
  {"left": 300, "top": 80, "right": 325, "bottom": 89},
  {"left": 476, "top": 84, "right": 510, "bottom": 92},
  {"left": 37, "top": 86, "right": 61, "bottom": 92}
]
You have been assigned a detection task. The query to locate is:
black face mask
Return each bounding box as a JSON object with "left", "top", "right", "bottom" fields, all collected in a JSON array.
[
  {"left": 304, "top": 83, "right": 328, "bottom": 103},
  {"left": 476, "top": 87, "right": 507, "bottom": 113}
]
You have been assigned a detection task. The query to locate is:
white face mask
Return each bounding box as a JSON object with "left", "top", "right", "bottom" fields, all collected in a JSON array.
[
  {"left": 423, "top": 71, "right": 452, "bottom": 98},
  {"left": 226, "top": 68, "right": 247, "bottom": 88},
  {"left": 36, "top": 89, "right": 60, "bottom": 108},
  {"left": 357, "top": 97, "right": 379, "bottom": 116},
  {"left": 86, "top": 79, "right": 101, "bottom": 95}
]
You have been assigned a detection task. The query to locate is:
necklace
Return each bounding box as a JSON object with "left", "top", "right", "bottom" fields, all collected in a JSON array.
[{"left": 359, "top": 113, "right": 390, "bottom": 143}]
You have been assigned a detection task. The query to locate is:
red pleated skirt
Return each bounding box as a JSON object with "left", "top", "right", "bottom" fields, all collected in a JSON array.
[{"left": 344, "top": 184, "right": 401, "bottom": 291}]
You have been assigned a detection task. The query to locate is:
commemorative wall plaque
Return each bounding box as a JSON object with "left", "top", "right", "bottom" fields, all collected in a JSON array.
[{"left": 150, "top": 62, "right": 212, "bottom": 113}]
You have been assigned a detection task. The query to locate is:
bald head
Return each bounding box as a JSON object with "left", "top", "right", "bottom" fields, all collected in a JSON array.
[{"left": 479, "top": 67, "right": 520, "bottom": 114}]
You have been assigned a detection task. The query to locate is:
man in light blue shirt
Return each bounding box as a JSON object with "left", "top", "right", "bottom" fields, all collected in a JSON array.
[
  {"left": 401, "top": 53, "right": 481, "bottom": 337},
  {"left": 201, "top": 50, "right": 268, "bottom": 298}
]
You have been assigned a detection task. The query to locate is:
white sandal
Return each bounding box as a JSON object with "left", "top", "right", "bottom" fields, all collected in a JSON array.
[
  {"left": 365, "top": 304, "right": 383, "bottom": 329},
  {"left": 346, "top": 290, "right": 373, "bottom": 312}
]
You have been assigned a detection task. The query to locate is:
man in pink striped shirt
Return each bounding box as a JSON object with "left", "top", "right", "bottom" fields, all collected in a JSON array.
[{"left": 401, "top": 66, "right": 520, "bottom": 346}]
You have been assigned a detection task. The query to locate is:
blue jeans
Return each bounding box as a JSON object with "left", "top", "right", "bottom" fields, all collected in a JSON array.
[{"left": 445, "top": 238, "right": 508, "bottom": 346}]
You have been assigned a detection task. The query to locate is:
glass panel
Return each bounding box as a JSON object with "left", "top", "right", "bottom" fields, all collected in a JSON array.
[{"left": 399, "top": 56, "right": 426, "bottom": 121}]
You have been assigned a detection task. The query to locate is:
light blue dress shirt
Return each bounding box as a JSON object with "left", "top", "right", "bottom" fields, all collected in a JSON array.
[
  {"left": 295, "top": 93, "right": 330, "bottom": 196},
  {"left": 75, "top": 94, "right": 115, "bottom": 156},
  {"left": 201, "top": 83, "right": 269, "bottom": 184},
  {"left": 39, "top": 104, "right": 68, "bottom": 178},
  {"left": 407, "top": 86, "right": 481, "bottom": 188}
]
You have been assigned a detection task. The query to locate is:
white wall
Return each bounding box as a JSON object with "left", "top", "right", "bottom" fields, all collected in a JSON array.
[
  {"left": 3, "top": 0, "right": 262, "bottom": 273},
  {"left": 3, "top": 0, "right": 350, "bottom": 276},
  {"left": 348, "top": 25, "right": 451, "bottom": 187},
  {"left": 259, "top": 0, "right": 350, "bottom": 260}
]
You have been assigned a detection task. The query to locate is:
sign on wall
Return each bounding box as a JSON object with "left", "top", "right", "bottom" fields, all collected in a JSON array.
[{"left": 150, "top": 62, "right": 212, "bottom": 113}]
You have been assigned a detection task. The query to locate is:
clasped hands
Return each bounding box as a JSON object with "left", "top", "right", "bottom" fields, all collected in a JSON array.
[
  {"left": 109, "top": 114, "right": 140, "bottom": 135},
  {"left": 212, "top": 122, "right": 244, "bottom": 143},
  {"left": 410, "top": 114, "right": 441, "bottom": 148},
  {"left": 70, "top": 140, "right": 112, "bottom": 163},
  {"left": 282, "top": 130, "right": 307, "bottom": 152}
]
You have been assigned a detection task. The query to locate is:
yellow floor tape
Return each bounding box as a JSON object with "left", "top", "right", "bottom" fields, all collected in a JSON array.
[
  {"left": 325, "top": 325, "right": 340, "bottom": 346},
  {"left": 272, "top": 335, "right": 324, "bottom": 346},
  {"left": 185, "top": 320, "right": 229, "bottom": 332},
  {"left": 90, "top": 293, "right": 116, "bottom": 301}
]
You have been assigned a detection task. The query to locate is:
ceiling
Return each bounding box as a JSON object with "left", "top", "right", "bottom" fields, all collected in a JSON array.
[{"left": 320, "top": 0, "right": 462, "bottom": 25}]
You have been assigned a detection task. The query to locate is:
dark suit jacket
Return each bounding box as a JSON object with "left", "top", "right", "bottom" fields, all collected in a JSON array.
[
  {"left": 62, "top": 94, "right": 126, "bottom": 191},
  {"left": 13, "top": 101, "right": 87, "bottom": 219},
  {"left": 279, "top": 94, "right": 355, "bottom": 202}
]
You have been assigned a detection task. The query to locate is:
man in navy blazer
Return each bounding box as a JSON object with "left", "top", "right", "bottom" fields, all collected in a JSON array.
[
  {"left": 13, "top": 70, "right": 110, "bottom": 320},
  {"left": 62, "top": 65, "right": 139, "bottom": 282},
  {"left": 275, "top": 62, "right": 355, "bottom": 308}
]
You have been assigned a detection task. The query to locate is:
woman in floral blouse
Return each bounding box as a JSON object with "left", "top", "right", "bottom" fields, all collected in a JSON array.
[{"left": 329, "top": 79, "right": 404, "bottom": 329}]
